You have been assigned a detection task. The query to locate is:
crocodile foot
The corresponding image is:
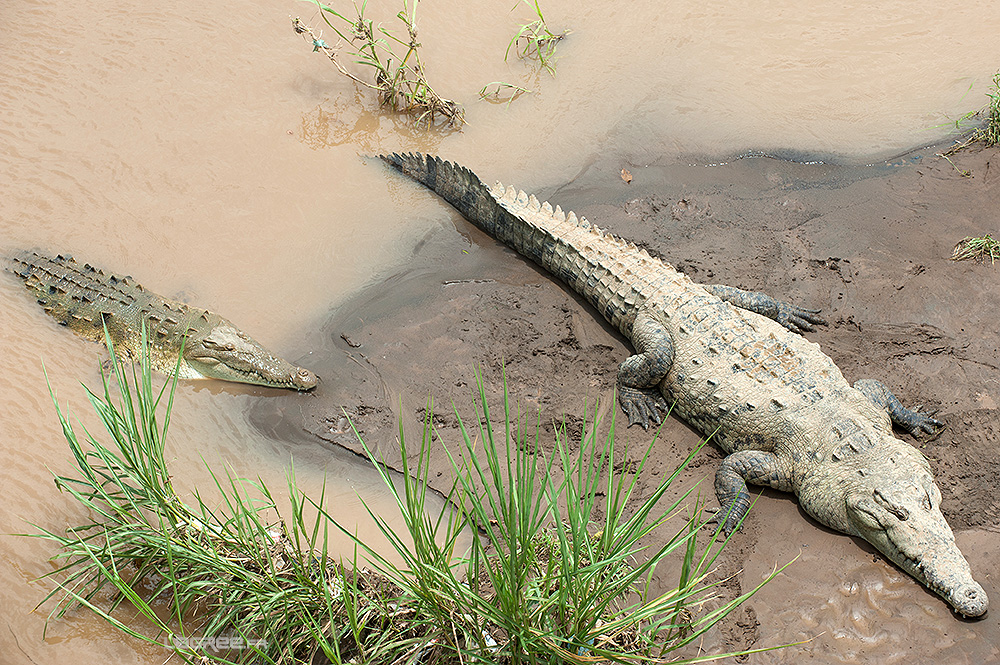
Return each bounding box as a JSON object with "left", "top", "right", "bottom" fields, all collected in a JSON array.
[
  {"left": 853, "top": 379, "right": 945, "bottom": 438},
  {"left": 618, "top": 386, "right": 668, "bottom": 429},
  {"left": 703, "top": 504, "right": 746, "bottom": 537},
  {"left": 774, "top": 302, "right": 827, "bottom": 334},
  {"left": 903, "top": 407, "right": 945, "bottom": 437}
]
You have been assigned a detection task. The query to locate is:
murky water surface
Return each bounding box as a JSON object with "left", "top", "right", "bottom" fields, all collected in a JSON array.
[{"left": 2, "top": 0, "right": 999, "bottom": 661}]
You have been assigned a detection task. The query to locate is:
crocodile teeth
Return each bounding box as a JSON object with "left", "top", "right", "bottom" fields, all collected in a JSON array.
[
  {"left": 566, "top": 212, "right": 578, "bottom": 225},
  {"left": 527, "top": 194, "right": 540, "bottom": 211},
  {"left": 516, "top": 190, "right": 529, "bottom": 205},
  {"left": 504, "top": 185, "right": 517, "bottom": 201},
  {"left": 553, "top": 205, "right": 565, "bottom": 222},
  {"left": 541, "top": 201, "right": 552, "bottom": 215}
]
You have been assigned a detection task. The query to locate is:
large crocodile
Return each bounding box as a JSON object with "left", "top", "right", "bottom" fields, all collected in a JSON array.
[
  {"left": 7, "top": 251, "right": 318, "bottom": 391},
  {"left": 380, "top": 152, "right": 988, "bottom": 617}
]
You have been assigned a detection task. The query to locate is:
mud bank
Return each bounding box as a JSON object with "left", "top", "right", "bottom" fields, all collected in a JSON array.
[{"left": 263, "top": 144, "right": 1000, "bottom": 664}]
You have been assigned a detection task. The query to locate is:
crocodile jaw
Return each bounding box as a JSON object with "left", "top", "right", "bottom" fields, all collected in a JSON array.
[
  {"left": 184, "top": 323, "right": 318, "bottom": 391},
  {"left": 844, "top": 455, "right": 988, "bottom": 617}
]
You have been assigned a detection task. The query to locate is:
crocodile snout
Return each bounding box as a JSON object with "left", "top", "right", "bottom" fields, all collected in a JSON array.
[
  {"left": 950, "top": 582, "right": 989, "bottom": 618},
  {"left": 293, "top": 367, "right": 319, "bottom": 391}
]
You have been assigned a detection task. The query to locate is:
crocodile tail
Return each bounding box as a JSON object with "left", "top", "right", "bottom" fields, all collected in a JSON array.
[
  {"left": 380, "top": 153, "right": 671, "bottom": 334},
  {"left": 380, "top": 152, "right": 587, "bottom": 271},
  {"left": 379, "top": 152, "right": 513, "bottom": 238}
]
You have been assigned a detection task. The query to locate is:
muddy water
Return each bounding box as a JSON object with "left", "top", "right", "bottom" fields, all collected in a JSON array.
[{"left": 2, "top": 0, "right": 1000, "bottom": 662}]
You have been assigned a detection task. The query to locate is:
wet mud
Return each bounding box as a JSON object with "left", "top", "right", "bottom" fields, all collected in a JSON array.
[{"left": 281, "top": 144, "right": 1000, "bottom": 663}]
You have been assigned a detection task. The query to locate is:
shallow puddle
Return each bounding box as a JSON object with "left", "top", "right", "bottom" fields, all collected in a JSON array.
[{"left": 2, "top": 0, "right": 1000, "bottom": 662}]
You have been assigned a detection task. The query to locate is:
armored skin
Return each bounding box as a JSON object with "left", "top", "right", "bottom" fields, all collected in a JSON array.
[
  {"left": 7, "top": 251, "right": 318, "bottom": 391},
  {"left": 380, "top": 152, "right": 987, "bottom": 617}
]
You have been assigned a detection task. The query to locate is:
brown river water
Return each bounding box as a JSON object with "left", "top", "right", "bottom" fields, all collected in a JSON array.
[{"left": 2, "top": 0, "right": 1000, "bottom": 662}]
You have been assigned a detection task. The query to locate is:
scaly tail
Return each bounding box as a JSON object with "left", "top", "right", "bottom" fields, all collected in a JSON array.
[{"left": 379, "top": 152, "right": 670, "bottom": 335}]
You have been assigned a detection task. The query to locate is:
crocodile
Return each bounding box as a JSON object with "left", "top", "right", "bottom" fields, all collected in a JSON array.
[
  {"left": 7, "top": 251, "right": 318, "bottom": 391},
  {"left": 379, "top": 152, "right": 988, "bottom": 617}
]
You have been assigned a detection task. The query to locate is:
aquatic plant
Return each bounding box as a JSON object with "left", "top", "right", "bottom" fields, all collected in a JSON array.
[
  {"left": 980, "top": 70, "right": 1000, "bottom": 147},
  {"left": 943, "top": 70, "right": 1000, "bottom": 153},
  {"left": 292, "top": 1, "right": 463, "bottom": 127},
  {"left": 478, "top": 81, "right": 533, "bottom": 106},
  {"left": 33, "top": 336, "right": 783, "bottom": 663},
  {"left": 951, "top": 233, "right": 1000, "bottom": 264},
  {"left": 506, "top": 0, "right": 568, "bottom": 75}
]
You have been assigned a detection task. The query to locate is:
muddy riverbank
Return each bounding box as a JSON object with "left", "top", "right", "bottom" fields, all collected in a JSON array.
[
  {"left": 5, "top": 0, "right": 1000, "bottom": 661},
  {"left": 278, "top": 143, "right": 1000, "bottom": 663}
]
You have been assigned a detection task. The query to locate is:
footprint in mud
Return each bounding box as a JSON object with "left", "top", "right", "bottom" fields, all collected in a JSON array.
[
  {"left": 670, "top": 197, "right": 713, "bottom": 222},
  {"left": 622, "top": 195, "right": 713, "bottom": 225}
]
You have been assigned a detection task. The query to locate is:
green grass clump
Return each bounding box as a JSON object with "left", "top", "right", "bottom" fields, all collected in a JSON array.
[
  {"left": 34, "top": 339, "right": 781, "bottom": 663},
  {"left": 980, "top": 71, "right": 1000, "bottom": 147},
  {"left": 944, "top": 70, "right": 1000, "bottom": 153},
  {"left": 292, "top": 1, "right": 463, "bottom": 127},
  {"left": 952, "top": 233, "right": 1000, "bottom": 264},
  {"left": 506, "top": 0, "right": 568, "bottom": 74}
]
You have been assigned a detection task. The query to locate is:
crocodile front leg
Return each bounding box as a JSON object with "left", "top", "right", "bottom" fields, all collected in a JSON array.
[
  {"left": 853, "top": 379, "right": 944, "bottom": 436},
  {"left": 618, "top": 310, "right": 673, "bottom": 429},
  {"left": 703, "top": 284, "right": 826, "bottom": 334},
  {"left": 714, "top": 450, "right": 793, "bottom": 535}
]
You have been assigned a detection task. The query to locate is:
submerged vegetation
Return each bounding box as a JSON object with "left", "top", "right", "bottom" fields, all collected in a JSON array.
[
  {"left": 292, "top": 2, "right": 464, "bottom": 127},
  {"left": 506, "top": 0, "right": 569, "bottom": 75},
  {"left": 34, "top": 340, "right": 778, "bottom": 663}
]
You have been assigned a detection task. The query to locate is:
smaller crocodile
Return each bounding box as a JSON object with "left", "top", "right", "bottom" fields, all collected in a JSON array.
[{"left": 6, "top": 251, "right": 318, "bottom": 391}]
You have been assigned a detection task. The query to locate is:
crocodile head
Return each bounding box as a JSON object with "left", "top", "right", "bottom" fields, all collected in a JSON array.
[
  {"left": 184, "top": 323, "right": 318, "bottom": 391},
  {"left": 843, "top": 445, "right": 988, "bottom": 617}
]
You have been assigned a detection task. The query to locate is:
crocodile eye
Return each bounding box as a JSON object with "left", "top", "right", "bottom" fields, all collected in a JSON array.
[
  {"left": 873, "top": 488, "right": 909, "bottom": 521},
  {"left": 922, "top": 481, "right": 941, "bottom": 510}
]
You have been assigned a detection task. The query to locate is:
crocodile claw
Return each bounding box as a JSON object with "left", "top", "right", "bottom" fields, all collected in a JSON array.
[
  {"left": 907, "top": 410, "right": 945, "bottom": 437},
  {"left": 704, "top": 505, "right": 743, "bottom": 536},
  {"left": 775, "top": 302, "right": 827, "bottom": 334},
  {"left": 618, "top": 385, "right": 668, "bottom": 429}
]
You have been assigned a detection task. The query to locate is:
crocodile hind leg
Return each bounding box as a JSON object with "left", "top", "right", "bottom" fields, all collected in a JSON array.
[
  {"left": 702, "top": 284, "right": 826, "bottom": 334},
  {"left": 854, "top": 379, "right": 944, "bottom": 436},
  {"left": 714, "top": 450, "right": 793, "bottom": 535},
  {"left": 618, "top": 310, "right": 673, "bottom": 429}
]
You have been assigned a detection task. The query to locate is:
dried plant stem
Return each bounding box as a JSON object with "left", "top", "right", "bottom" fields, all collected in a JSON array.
[{"left": 952, "top": 234, "right": 1000, "bottom": 264}]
